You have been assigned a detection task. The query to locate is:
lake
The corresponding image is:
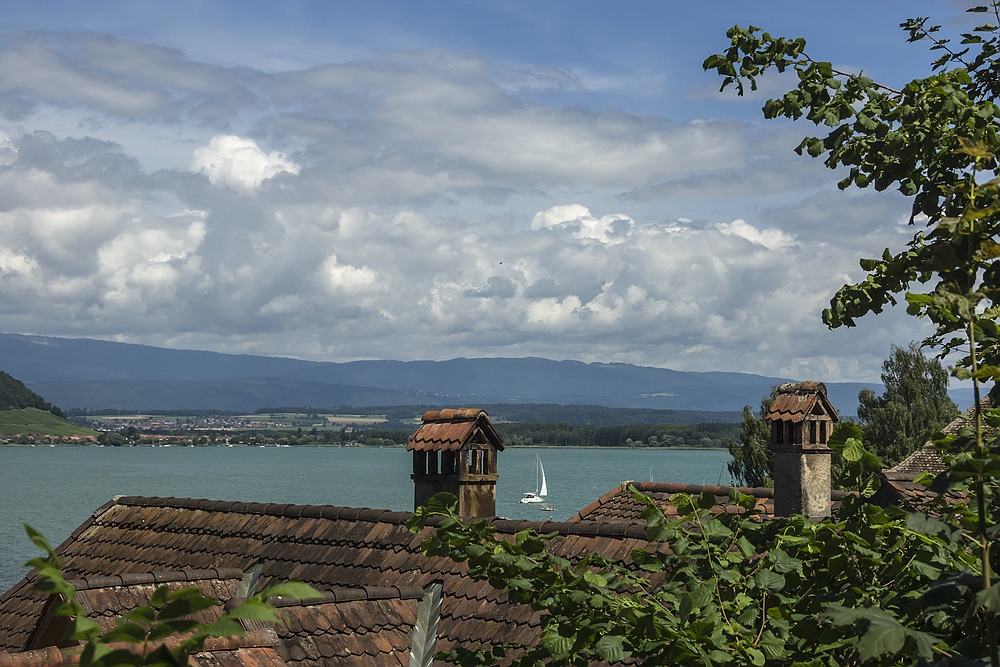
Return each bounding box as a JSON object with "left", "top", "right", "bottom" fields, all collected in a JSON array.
[{"left": 0, "top": 445, "right": 732, "bottom": 592}]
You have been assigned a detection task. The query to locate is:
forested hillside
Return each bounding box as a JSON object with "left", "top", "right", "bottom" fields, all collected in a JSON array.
[{"left": 0, "top": 371, "right": 64, "bottom": 417}]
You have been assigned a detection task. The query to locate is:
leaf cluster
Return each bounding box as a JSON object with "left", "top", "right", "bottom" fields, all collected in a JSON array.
[
  {"left": 408, "top": 489, "right": 982, "bottom": 667},
  {"left": 23, "top": 526, "right": 320, "bottom": 667}
]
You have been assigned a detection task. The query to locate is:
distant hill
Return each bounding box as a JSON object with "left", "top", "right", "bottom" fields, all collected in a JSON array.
[
  {"left": 0, "top": 370, "right": 64, "bottom": 417},
  {"left": 0, "top": 407, "right": 95, "bottom": 437},
  {"left": 0, "top": 332, "right": 891, "bottom": 415}
]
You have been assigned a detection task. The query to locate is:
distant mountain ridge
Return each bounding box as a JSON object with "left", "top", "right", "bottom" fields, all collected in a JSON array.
[{"left": 1, "top": 332, "right": 892, "bottom": 414}]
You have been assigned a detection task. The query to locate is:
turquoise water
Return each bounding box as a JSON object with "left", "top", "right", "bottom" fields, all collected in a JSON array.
[{"left": 0, "top": 445, "right": 732, "bottom": 592}]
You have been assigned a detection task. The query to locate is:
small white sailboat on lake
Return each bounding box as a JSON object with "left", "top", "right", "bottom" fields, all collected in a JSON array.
[{"left": 519, "top": 453, "right": 548, "bottom": 504}]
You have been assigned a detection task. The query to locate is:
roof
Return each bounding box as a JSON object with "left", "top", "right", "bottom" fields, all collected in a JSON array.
[
  {"left": 0, "top": 496, "right": 660, "bottom": 661},
  {"left": 882, "top": 397, "right": 992, "bottom": 482},
  {"left": 873, "top": 480, "right": 970, "bottom": 513},
  {"left": 0, "top": 633, "right": 285, "bottom": 667},
  {"left": 406, "top": 408, "right": 504, "bottom": 452},
  {"left": 569, "top": 482, "right": 852, "bottom": 523},
  {"left": 766, "top": 381, "right": 839, "bottom": 424}
]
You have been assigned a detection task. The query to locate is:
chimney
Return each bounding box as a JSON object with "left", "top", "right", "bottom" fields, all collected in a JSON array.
[
  {"left": 406, "top": 408, "right": 504, "bottom": 519},
  {"left": 766, "top": 382, "right": 837, "bottom": 519}
]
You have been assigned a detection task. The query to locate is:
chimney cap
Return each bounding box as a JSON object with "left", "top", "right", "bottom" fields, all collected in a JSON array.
[
  {"left": 420, "top": 408, "right": 486, "bottom": 423},
  {"left": 767, "top": 381, "right": 839, "bottom": 424},
  {"left": 407, "top": 408, "right": 504, "bottom": 452}
]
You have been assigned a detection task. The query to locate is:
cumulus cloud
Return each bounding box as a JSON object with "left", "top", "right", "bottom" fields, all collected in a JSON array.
[
  {"left": 716, "top": 219, "right": 795, "bottom": 249},
  {"left": 0, "top": 33, "right": 931, "bottom": 380},
  {"left": 531, "top": 204, "right": 634, "bottom": 244},
  {"left": 191, "top": 135, "right": 299, "bottom": 191}
]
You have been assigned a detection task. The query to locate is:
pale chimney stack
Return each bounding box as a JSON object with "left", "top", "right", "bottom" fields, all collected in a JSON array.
[{"left": 766, "top": 382, "right": 837, "bottom": 518}]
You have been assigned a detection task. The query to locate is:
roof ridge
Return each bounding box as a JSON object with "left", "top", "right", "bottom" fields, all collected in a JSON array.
[
  {"left": 66, "top": 568, "right": 245, "bottom": 591},
  {"left": 109, "top": 496, "right": 650, "bottom": 537},
  {"left": 264, "top": 585, "right": 428, "bottom": 607}
]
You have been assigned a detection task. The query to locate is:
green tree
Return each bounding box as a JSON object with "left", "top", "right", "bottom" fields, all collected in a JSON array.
[
  {"left": 857, "top": 342, "right": 959, "bottom": 466},
  {"left": 724, "top": 395, "right": 773, "bottom": 487}
]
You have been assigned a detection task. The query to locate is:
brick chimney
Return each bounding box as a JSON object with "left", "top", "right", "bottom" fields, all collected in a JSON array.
[
  {"left": 406, "top": 408, "right": 504, "bottom": 519},
  {"left": 766, "top": 382, "right": 838, "bottom": 519}
]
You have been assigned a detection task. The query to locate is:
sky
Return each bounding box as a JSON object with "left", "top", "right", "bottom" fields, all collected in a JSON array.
[{"left": 0, "top": 0, "right": 983, "bottom": 381}]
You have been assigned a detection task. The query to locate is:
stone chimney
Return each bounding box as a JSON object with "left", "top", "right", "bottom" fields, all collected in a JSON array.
[
  {"left": 406, "top": 408, "right": 504, "bottom": 519},
  {"left": 766, "top": 381, "right": 838, "bottom": 519}
]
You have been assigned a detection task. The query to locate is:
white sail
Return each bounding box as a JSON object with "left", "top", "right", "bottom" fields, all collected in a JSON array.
[
  {"left": 538, "top": 458, "right": 547, "bottom": 498},
  {"left": 519, "top": 454, "right": 548, "bottom": 503}
]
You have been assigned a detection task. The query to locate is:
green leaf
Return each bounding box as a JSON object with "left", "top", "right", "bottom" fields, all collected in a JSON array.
[
  {"left": 120, "top": 606, "right": 157, "bottom": 624},
  {"left": 226, "top": 599, "right": 281, "bottom": 623},
  {"left": 977, "top": 584, "right": 1000, "bottom": 612},
  {"left": 541, "top": 626, "right": 573, "bottom": 660},
  {"left": 101, "top": 623, "right": 148, "bottom": 643},
  {"left": 259, "top": 581, "right": 323, "bottom": 601},
  {"left": 595, "top": 635, "right": 630, "bottom": 662},
  {"left": 767, "top": 549, "right": 802, "bottom": 574},
  {"left": 157, "top": 594, "right": 218, "bottom": 621},
  {"left": 754, "top": 569, "right": 785, "bottom": 593},
  {"left": 205, "top": 617, "right": 248, "bottom": 638},
  {"left": 699, "top": 518, "right": 733, "bottom": 540}
]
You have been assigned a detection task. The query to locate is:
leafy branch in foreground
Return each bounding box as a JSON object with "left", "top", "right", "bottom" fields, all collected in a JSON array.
[
  {"left": 408, "top": 487, "right": 985, "bottom": 667},
  {"left": 23, "top": 525, "right": 320, "bottom": 667},
  {"left": 704, "top": 9, "right": 1000, "bottom": 665}
]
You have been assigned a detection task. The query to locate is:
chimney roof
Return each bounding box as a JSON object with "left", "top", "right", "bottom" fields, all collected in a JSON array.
[
  {"left": 406, "top": 407, "right": 504, "bottom": 452},
  {"left": 766, "top": 381, "right": 839, "bottom": 423}
]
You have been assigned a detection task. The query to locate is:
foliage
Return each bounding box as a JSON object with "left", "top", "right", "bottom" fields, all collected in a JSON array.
[
  {"left": 724, "top": 395, "right": 773, "bottom": 487},
  {"left": 857, "top": 342, "right": 959, "bottom": 467},
  {"left": 23, "top": 525, "right": 320, "bottom": 667},
  {"left": 703, "top": 9, "right": 1000, "bottom": 664},
  {"left": 0, "top": 371, "right": 64, "bottom": 418},
  {"left": 828, "top": 421, "right": 884, "bottom": 496},
  {"left": 408, "top": 488, "right": 979, "bottom": 667}
]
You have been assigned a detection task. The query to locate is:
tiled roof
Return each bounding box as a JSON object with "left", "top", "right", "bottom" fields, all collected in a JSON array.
[
  {"left": 569, "top": 482, "right": 851, "bottom": 522},
  {"left": 882, "top": 448, "right": 949, "bottom": 481},
  {"left": 20, "top": 569, "right": 246, "bottom": 651},
  {"left": 0, "top": 632, "right": 284, "bottom": 667},
  {"left": 273, "top": 590, "right": 422, "bottom": 667},
  {"left": 766, "top": 381, "right": 838, "bottom": 423},
  {"left": 0, "top": 496, "right": 658, "bottom": 661},
  {"left": 874, "top": 480, "right": 970, "bottom": 513},
  {"left": 882, "top": 398, "right": 993, "bottom": 482},
  {"left": 406, "top": 408, "right": 504, "bottom": 453}
]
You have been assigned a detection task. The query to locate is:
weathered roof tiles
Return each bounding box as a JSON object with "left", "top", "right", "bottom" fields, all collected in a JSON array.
[{"left": 406, "top": 408, "right": 503, "bottom": 453}]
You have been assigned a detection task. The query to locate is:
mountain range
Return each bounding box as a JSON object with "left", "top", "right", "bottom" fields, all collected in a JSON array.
[{"left": 0, "top": 332, "right": 912, "bottom": 416}]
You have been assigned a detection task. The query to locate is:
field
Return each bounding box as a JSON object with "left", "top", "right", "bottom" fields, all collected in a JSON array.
[{"left": 0, "top": 408, "right": 97, "bottom": 436}]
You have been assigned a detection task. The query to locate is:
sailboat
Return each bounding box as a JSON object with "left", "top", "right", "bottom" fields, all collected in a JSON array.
[{"left": 519, "top": 453, "right": 548, "bottom": 504}]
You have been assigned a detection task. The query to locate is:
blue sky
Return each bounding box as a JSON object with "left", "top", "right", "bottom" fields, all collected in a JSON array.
[{"left": 0, "top": 1, "right": 981, "bottom": 381}]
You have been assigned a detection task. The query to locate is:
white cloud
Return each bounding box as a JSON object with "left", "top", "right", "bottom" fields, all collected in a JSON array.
[
  {"left": 531, "top": 204, "right": 634, "bottom": 244},
  {"left": 191, "top": 135, "right": 299, "bottom": 192},
  {"left": 0, "top": 33, "right": 931, "bottom": 381},
  {"left": 716, "top": 219, "right": 795, "bottom": 249}
]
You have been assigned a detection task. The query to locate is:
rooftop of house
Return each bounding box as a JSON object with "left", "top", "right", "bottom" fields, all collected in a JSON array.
[
  {"left": 0, "top": 494, "right": 660, "bottom": 663},
  {"left": 873, "top": 399, "right": 993, "bottom": 510},
  {"left": 570, "top": 481, "right": 852, "bottom": 523}
]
